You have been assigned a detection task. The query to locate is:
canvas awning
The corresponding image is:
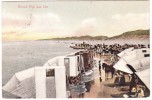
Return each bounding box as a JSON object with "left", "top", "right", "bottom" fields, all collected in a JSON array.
[
  {"left": 2, "top": 67, "right": 57, "bottom": 98},
  {"left": 117, "top": 47, "right": 134, "bottom": 57},
  {"left": 118, "top": 48, "right": 150, "bottom": 58},
  {"left": 2, "top": 68, "right": 36, "bottom": 98},
  {"left": 114, "top": 58, "right": 133, "bottom": 73},
  {"left": 114, "top": 55, "right": 150, "bottom": 74},
  {"left": 127, "top": 57, "right": 150, "bottom": 72},
  {"left": 136, "top": 68, "right": 150, "bottom": 89}
]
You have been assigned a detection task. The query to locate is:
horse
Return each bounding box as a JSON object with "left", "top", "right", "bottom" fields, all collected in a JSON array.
[{"left": 102, "top": 63, "right": 114, "bottom": 80}]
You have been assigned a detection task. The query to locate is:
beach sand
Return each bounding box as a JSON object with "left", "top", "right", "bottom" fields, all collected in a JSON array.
[{"left": 84, "top": 54, "right": 130, "bottom": 98}]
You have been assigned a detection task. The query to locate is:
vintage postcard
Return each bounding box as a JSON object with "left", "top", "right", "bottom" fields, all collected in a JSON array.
[{"left": 1, "top": 0, "right": 150, "bottom": 98}]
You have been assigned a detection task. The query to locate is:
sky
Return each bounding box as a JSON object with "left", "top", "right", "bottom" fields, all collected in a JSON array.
[{"left": 2, "top": 1, "right": 150, "bottom": 41}]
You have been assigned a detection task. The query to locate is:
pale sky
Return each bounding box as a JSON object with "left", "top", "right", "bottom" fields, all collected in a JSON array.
[{"left": 2, "top": 1, "right": 150, "bottom": 41}]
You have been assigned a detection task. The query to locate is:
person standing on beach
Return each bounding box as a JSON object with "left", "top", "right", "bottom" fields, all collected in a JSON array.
[
  {"left": 114, "top": 71, "right": 120, "bottom": 88},
  {"left": 111, "top": 64, "right": 115, "bottom": 79},
  {"left": 119, "top": 72, "right": 126, "bottom": 86},
  {"left": 99, "top": 60, "right": 101, "bottom": 75}
]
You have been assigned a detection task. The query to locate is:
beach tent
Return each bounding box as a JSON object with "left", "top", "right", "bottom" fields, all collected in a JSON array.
[
  {"left": 2, "top": 66, "right": 67, "bottom": 98},
  {"left": 2, "top": 68, "right": 36, "bottom": 98},
  {"left": 114, "top": 55, "right": 150, "bottom": 74},
  {"left": 114, "top": 58, "right": 133, "bottom": 73},
  {"left": 118, "top": 48, "right": 150, "bottom": 58},
  {"left": 117, "top": 47, "right": 134, "bottom": 57},
  {"left": 127, "top": 57, "right": 150, "bottom": 72},
  {"left": 136, "top": 68, "right": 150, "bottom": 89},
  {"left": 124, "top": 48, "right": 149, "bottom": 58}
]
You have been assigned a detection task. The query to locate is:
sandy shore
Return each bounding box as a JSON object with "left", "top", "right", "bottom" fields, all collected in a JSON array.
[{"left": 84, "top": 54, "right": 130, "bottom": 98}]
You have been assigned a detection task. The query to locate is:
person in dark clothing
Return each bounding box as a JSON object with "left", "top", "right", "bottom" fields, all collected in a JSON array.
[
  {"left": 111, "top": 64, "right": 115, "bottom": 79},
  {"left": 114, "top": 71, "right": 120, "bottom": 88},
  {"left": 99, "top": 76, "right": 102, "bottom": 82},
  {"left": 102, "top": 63, "right": 111, "bottom": 80},
  {"left": 99, "top": 60, "right": 101, "bottom": 75},
  {"left": 119, "top": 72, "right": 126, "bottom": 86},
  {"left": 129, "top": 74, "right": 138, "bottom": 95}
]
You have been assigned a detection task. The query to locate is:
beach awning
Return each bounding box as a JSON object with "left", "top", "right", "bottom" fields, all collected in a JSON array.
[
  {"left": 2, "top": 67, "right": 57, "bottom": 98},
  {"left": 114, "top": 58, "right": 133, "bottom": 73},
  {"left": 114, "top": 55, "right": 150, "bottom": 74},
  {"left": 117, "top": 47, "right": 134, "bottom": 57},
  {"left": 118, "top": 48, "right": 150, "bottom": 58},
  {"left": 125, "top": 48, "right": 149, "bottom": 58},
  {"left": 128, "top": 57, "right": 150, "bottom": 72},
  {"left": 2, "top": 68, "right": 36, "bottom": 98},
  {"left": 136, "top": 68, "right": 150, "bottom": 89}
]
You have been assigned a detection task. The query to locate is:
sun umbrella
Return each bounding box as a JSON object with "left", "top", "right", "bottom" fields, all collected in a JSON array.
[{"left": 135, "top": 68, "right": 150, "bottom": 89}]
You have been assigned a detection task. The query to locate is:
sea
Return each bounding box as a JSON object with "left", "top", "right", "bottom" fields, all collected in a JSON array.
[
  {"left": 2, "top": 40, "right": 79, "bottom": 98},
  {"left": 2, "top": 40, "right": 149, "bottom": 98}
]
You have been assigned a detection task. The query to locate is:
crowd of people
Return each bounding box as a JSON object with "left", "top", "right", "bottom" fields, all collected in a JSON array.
[
  {"left": 93, "top": 43, "right": 148, "bottom": 57},
  {"left": 93, "top": 43, "right": 150, "bottom": 98},
  {"left": 69, "top": 42, "right": 149, "bottom": 97}
]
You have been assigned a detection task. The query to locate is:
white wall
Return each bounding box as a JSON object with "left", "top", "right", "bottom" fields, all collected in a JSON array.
[
  {"left": 35, "top": 67, "right": 46, "bottom": 98},
  {"left": 35, "top": 66, "right": 67, "bottom": 98},
  {"left": 69, "top": 56, "right": 78, "bottom": 77},
  {"left": 55, "top": 67, "right": 66, "bottom": 98}
]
